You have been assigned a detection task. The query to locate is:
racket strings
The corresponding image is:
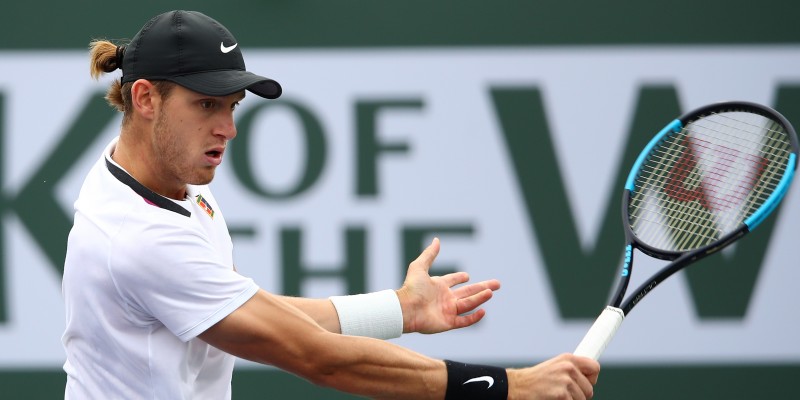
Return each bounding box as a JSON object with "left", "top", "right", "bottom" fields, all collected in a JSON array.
[
  {"left": 636, "top": 137, "right": 782, "bottom": 218},
  {"left": 631, "top": 195, "right": 721, "bottom": 250},
  {"left": 630, "top": 214, "right": 717, "bottom": 249},
  {"left": 645, "top": 115, "right": 790, "bottom": 188},
  {"left": 632, "top": 131, "right": 788, "bottom": 249},
  {"left": 638, "top": 160, "right": 779, "bottom": 206},
  {"left": 636, "top": 147, "right": 781, "bottom": 216},
  {"left": 648, "top": 117, "right": 790, "bottom": 176},
  {"left": 628, "top": 111, "right": 793, "bottom": 251},
  {"left": 693, "top": 112, "right": 791, "bottom": 153},
  {"left": 633, "top": 142, "right": 786, "bottom": 247}
]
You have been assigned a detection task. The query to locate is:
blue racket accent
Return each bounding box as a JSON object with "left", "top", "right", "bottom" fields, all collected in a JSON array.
[
  {"left": 625, "top": 119, "right": 683, "bottom": 192},
  {"left": 745, "top": 153, "right": 797, "bottom": 230},
  {"left": 621, "top": 245, "right": 632, "bottom": 277}
]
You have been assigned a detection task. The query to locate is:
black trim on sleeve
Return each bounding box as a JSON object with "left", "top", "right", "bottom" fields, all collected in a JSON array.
[{"left": 105, "top": 158, "right": 191, "bottom": 217}]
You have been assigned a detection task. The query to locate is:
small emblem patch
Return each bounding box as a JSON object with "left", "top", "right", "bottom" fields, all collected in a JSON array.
[{"left": 195, "top": 194, "right": 215, "bottom": 218}]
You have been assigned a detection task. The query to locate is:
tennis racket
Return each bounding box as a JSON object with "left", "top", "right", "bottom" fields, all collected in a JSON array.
[{"left": 573, "top": 101, "right": 799, "bottom": 360}]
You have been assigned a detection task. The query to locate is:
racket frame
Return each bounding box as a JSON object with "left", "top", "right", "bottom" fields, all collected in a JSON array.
[
  {"left": 616, "top": 101, "right": 798, "bottom": 315},
  {"left": 574, "top": 101, "right": 798, "bottom": 360}
]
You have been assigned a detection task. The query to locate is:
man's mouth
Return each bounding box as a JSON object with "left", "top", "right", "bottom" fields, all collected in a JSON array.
[{"left": 205, "top": 147, "right": 225, "bottom": 165}]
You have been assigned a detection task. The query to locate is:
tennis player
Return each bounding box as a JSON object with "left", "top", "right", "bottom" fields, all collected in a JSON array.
[{"left": 61, "top": 10, "right": 600, "bottom": 399}]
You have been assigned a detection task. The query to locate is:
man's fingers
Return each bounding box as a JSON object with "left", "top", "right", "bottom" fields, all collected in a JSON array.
[
  {"left": 439, "top": 272, "right": 470, "bottom": 288},
  {"left": 574, "top": 356, "right": 601, "bottom": 385},
  {"left": 411, "top": 237, "right": 440, "bottom": 272},
  {"left": 456, "top": 288, "right": 494, "bottom": 314},
  {"left": 453, "top": 308, "right": 486, "bottom": 329},
  {"left": 556, "top": 354, "right": 598, "bottom": 400},
  {"left": 451, "top": 278, "right": 501, "bottom": 296},
  {"left": 573, "top": 368, "right": 595, "bottom": 399}
]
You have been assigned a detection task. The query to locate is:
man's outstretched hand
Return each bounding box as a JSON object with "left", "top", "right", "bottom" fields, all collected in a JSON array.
[{"left": 396, "top": 238, "right": 501, "bottom": 334}]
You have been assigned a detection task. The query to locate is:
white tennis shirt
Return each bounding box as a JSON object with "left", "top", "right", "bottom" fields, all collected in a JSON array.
[{"left": 62, "top": 138, "right": 259, "bottom": 399}]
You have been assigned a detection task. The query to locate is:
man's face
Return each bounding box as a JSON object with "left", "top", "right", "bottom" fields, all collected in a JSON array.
[{"left": 151, "top": 85, "right": 244, "bottom": 188}]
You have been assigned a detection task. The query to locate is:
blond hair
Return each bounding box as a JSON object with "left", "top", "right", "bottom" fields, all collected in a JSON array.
[{"left": 89, "top": 39, "right": 174, "bottom": 124}]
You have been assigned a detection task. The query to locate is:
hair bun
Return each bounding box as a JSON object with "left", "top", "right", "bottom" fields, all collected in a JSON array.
[{"left": 114, "top": 45, "right": 125, "bottom": 71}]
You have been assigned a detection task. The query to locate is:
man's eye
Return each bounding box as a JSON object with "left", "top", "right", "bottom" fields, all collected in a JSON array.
[
  {"left": 200, "top": 100, "right": 216, "bottom": 110},
  {"left": 231, "top": 102, "right": 240, "bottom": 111}
]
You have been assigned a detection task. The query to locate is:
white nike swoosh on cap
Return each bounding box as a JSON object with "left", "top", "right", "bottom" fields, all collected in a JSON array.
[
  {"left": 463, "top": 376, "right": 494, "bottom": 388},
  {"left": 220, "top": 42, "right": 238, "bottom": 53}
]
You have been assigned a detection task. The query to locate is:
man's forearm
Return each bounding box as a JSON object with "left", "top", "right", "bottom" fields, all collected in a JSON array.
[{"left": 278, "top": 295, "right": 342, "bottom": 333}]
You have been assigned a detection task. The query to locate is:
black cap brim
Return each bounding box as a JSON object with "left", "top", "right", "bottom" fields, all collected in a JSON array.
[{"left": 169, "top": 70, "right": 282, "bottom": 99}]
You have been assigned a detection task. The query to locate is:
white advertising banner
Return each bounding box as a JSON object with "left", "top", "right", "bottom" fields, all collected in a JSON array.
[{"left": 1, "top": 46, "right": 799, "bottom": 367}]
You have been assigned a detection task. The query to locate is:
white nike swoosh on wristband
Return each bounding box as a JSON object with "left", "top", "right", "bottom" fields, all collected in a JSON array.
[
  {"left": 463, "top": 376, "right": 494, "bottom": 388},
  {"left": 220, "top": 42, "right": 238, "bottom": 53}
]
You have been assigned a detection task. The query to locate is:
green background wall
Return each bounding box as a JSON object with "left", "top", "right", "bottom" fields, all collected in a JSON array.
[
  {"left": 2, "top": 1, "right": 799, "bottom": 398},
  {"left": 3, "top": 1, "right": 800, "bottom": 49}
]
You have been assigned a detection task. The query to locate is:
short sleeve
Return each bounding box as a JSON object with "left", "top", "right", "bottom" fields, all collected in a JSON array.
[{"left": 108, "top": 216, "right": 258, "bottom": 342}]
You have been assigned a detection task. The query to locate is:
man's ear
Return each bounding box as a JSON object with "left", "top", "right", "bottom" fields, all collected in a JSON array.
[{"left": 130, "top": 79, "right": 157, "bottom": 120}]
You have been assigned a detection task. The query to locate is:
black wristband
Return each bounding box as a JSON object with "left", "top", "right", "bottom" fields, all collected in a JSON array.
[{"left": 444, "top": 360, "right": 508, "bottom": 400}]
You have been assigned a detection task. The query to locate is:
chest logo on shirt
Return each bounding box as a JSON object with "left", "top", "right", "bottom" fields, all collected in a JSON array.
[{"left": 195, "top": 194, "right": 215, "bottom": 219}]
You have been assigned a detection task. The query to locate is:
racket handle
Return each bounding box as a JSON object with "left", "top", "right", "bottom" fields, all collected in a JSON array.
[{"left": 573, "top": 306, "right": 625, "bottom": 360}]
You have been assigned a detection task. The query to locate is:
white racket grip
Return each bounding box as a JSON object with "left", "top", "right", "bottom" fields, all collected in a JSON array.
[{"left": 573, "top": 306, "right": 625, "bottom": 360}]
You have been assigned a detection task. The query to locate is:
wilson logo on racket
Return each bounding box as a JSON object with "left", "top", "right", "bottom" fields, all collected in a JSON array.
[
  {"left": 195, "top": 194, "right": 215, "bottom": 218},
  {"left": 664, "top": 136, "right": 768, "bottom": 212}
]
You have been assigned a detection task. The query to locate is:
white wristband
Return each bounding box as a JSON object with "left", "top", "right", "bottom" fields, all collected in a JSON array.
[{"left": 329, "top": 289, "right": 403, "bottom": 340}]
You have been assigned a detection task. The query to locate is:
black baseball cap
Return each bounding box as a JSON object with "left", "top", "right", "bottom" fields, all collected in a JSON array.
[{"left": 120, "top": 10, "right": 281, "bottom": 99}]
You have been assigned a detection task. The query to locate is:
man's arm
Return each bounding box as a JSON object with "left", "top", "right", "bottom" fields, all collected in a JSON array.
[
  {"left": 275, "top": 295, "right": 342, "bottom": 333},
  {"left": 199, "top": 288, "right": 600, "bottom": 399},
  {"left": 277, "top": 238, "right": 501, "bottom": 336},
  {"left": 200, "top": 288, "right": 447, "bottom": 399}
]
